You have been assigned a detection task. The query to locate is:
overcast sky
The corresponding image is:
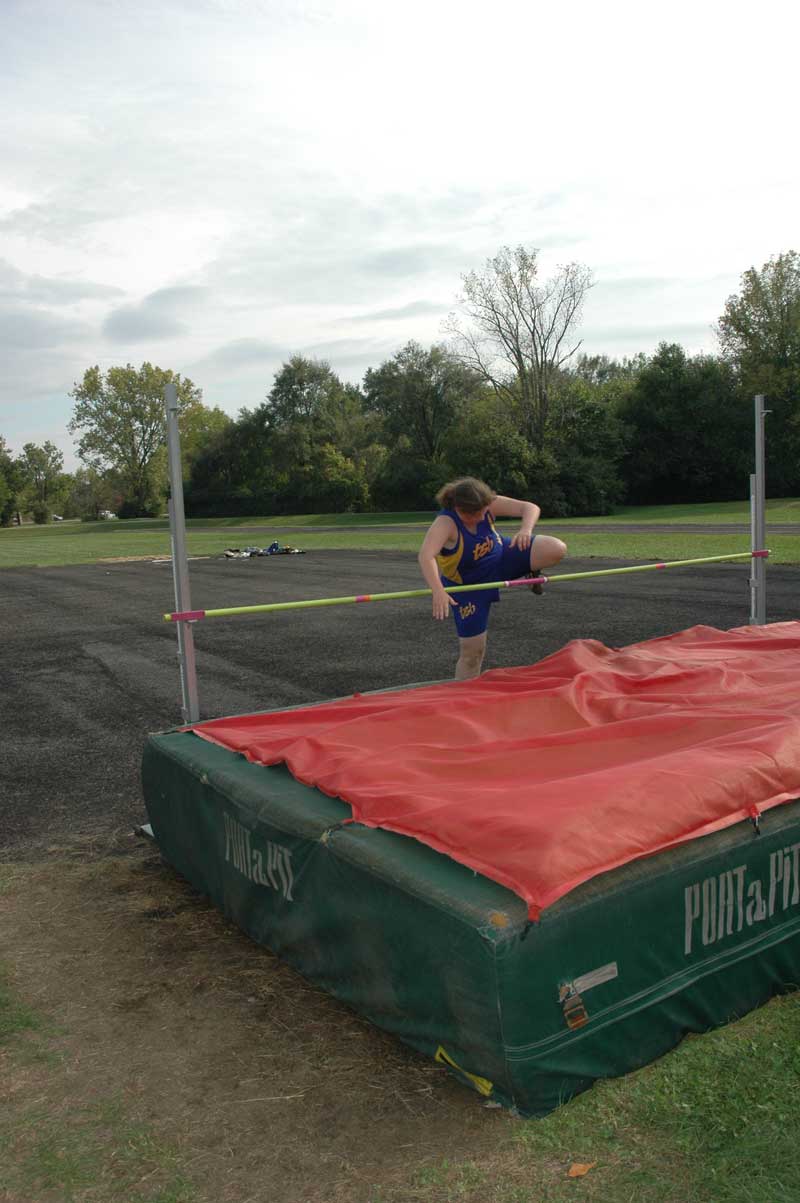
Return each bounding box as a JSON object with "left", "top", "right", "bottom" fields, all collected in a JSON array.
[{"left": 2, "top": 0, "right": 797, "bottom": 468}]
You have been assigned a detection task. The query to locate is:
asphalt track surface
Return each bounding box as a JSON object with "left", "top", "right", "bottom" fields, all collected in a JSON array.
[{"left": 2, "top": 549, "right": 799, "bottom": 851}]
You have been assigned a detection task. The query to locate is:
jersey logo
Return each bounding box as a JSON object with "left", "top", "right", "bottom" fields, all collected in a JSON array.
[
  {"left": 473, "top": 535, "right": 495, "bottom": 561},
  {"left": 459, "top": 602, "right": 477, "bottom": 620}
]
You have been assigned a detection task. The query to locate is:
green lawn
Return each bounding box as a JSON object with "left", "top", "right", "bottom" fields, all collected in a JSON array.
[
  {"left": 556, "top": 497, "right": 800, "bottom": 525},
  {"left": 135, "top": 497, "right": 800, "bottom": 526},
  {"left": 1, "top": 500, "right": 798, "bottom": 568},
  {"left": 414, "top": 990, "right": 800, "bottom": 1203},
  {"left": 4, "top": 897, "right": 800, "bottom": 1203}
]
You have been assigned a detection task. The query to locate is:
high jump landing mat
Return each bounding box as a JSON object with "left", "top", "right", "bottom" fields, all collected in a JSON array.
[{"left": 141, "top": 623, "right": 800, "bottom": 1115}]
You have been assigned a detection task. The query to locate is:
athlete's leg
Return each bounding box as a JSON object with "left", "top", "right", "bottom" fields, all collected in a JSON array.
[
  {"left": 455, "top": 632, "right": 487, "bottom": 680},
  {"left": 450, "top": 592, "right": 492, "bottom": 678},
  {"left": 530, "top": 534, "right": 567, "bottom": 573}
]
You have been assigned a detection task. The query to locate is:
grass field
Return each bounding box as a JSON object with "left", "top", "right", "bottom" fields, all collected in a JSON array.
[
  {"left": 4, "top": 850, "right": 800, "bottom": 1203},
  {"left": 1, "top": 499, "right": 799, "bottom": 568},
  {"left": 35, "top": 497, "right": 797, "bottom": 527}
]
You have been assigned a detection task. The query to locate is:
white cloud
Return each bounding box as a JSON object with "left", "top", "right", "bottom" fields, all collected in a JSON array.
[
  {"left": 346, "top": 300, "right": 449, "bottom": 323},
  {"left": 0, "top": 257, "right": 123, "bottom": 303},
  {"left": 1, "top": 306, "right": 91, "bottom": 349},
  {"left": 102, "top": 285, "right": 209, "bottom": 342}
]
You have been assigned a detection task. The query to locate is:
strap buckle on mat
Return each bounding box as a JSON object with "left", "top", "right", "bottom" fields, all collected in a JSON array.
[
  {"left": 558, "top": 985, "right": 589, "bottom": 1030},
  {"left": 558, "top": 961, "right": 618, "bottom": 1029}
]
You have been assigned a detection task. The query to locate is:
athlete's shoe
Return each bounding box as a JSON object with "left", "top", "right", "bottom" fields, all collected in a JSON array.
[{"left": 528, "top": 576, "right": 544, "bottom": 595}]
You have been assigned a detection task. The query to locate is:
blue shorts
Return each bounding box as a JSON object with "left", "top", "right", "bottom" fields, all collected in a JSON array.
[{"left": 446, "top": 539, "right": 534, "bottom": 638}]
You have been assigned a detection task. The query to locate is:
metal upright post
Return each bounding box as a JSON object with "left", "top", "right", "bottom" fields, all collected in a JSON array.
[
  {"left": 749, "top": 394, "right": 767, "bottom": 626},
  {"left": 165, "top": 383, "right": 200, "bottom": 722},
  {"left": 749, "top": 473, "right": 758, "bottom": 623}
]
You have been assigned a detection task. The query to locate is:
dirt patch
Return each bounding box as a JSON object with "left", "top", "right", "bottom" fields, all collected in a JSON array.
[{"left": 0, "top": 838, "right": 515, "bottom": 1203}]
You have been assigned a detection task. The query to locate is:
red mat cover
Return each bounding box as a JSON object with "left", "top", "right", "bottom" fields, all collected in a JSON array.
[{"left": 190, "top": 623, "right": 800, "bottom": 918}]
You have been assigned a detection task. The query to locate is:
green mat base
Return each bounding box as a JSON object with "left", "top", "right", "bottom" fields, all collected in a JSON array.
[{"left": 142, "top": 723, "right": 800, "bottom": 1116}]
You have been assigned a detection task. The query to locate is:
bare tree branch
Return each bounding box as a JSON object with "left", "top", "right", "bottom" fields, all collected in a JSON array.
[{"left": 445, "top": 247, "right": 593, "bottom": 444}]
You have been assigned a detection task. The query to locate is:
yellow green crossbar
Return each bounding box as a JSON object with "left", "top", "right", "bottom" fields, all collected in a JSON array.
[{"left": 163, "top": 550, "right": 769, "bottom": 623}]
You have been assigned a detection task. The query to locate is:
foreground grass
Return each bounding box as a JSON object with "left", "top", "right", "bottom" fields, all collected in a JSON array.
[
  {"left": 3, "top": 856, "right": 800, "bottom": 1203},
  {"left": 0, "top": 960, "right": 196, "bottom": 1203},
  {"left": 0, "top": 961, "right": 40, "bottom": 1044},
  {"left": 401, "top": 991, "right": 800, "bottom": 1203},
  {"left": 1, "top": 500, "right": 799, "bottom": 568}
]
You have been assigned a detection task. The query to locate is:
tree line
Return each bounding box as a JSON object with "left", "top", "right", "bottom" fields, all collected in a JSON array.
[{"left": 2, "top": 248, "right": 798, "bottom": 527}]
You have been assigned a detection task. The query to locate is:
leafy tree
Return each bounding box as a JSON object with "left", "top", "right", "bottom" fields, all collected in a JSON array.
[
  {"left": 370, "top": 436, "right": 451, "bottom": 512},
  {"left": 717, "top": 251, "right": 800, "bottom": 493},
  {"left": 264, "top": 357, "right": 382, "bottom": 511},
  {"left": 0, "top": 465, "right": 8, "bottom": 521},
  {"left": 267, "top": 356, "right": 334, "bottom": 429},
  {"left": 266, "top": 356, "right": 364, "bottom": 452},
  {"left": 62, "top": 467, "right": 119, "bottom": 521},
  {"left": 440, "top": 384, "right": 621, "bottom": 517},
  {"left": 186, "top": 396, "right": 375, "bottom": 517},
  {"left": 19, "top": 441, "right": 64, "bottom": 508},
  {"left": 617, "top": 343, "right": 749, "bottom": 504},
  {"left": 185, "top": 403, "right": 273, "bottom": 516},
  {"left": 545, "top": 375, "right": 628, "bottom": 513},
  {"left": 287, "top": 443, "right": 369, "bottom": 512},
  {"left": 149, "top": 400, "right": 233, "bottom": 499},
  {"left": 327, "top": 388, "right": 383, "bottom": 468},
  {"left": 570, "top": 352, "right": 647, "bottom": 386},
  {"left": 0, "top": 437, "right": 24, "bottom": 526},
  {"left": 68, "top": 363, "right": 201, "bottom": 517},
  {"left": 175, "top": 401, "right": 232, "bottom": 476},
  {"left": 718, "top": 251, "right": 800, "bottom": 378},
  {"left": 363, "top": 342, "right": 481, "bottom": 461},
  {"left": 446, "top": 246, "right": 593, "bottom": 447},
  {"left": 441, "top": 393, "right": 536, "bottom": 499}
]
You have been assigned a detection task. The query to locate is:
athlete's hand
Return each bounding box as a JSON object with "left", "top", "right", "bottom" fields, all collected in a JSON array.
[
  {"left": 432, "top": 588, "right": 457, "bottom": 620},
  {"left": 511, "top": 528, "right": 533, "bottom": 551}
]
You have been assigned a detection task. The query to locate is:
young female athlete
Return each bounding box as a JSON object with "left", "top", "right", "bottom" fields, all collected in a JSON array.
[{"left": 418, "top": 477, "right": 567, "bottom": 680}]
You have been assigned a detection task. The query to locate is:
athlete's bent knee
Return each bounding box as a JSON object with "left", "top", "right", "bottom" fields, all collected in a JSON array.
[{"left": 456, "top": 645, "right": 485, "bottom": 680}]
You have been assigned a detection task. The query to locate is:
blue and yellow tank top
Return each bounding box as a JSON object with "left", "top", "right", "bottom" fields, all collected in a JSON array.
[{"left": 435, "top": 509, "right": 503, "bottom": 585}]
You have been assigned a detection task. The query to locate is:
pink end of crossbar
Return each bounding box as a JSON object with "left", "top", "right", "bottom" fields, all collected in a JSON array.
[
  {"left": 656, "top": 563, "right": 666, "bottom": 569},
  {"left": 355, "top": 594, "right": 371, "bottom": 603},
  {"left": 752, "top": 550, "right": 770, "bottom": 558},
  {"left": 506, "top": 575, "right": 548, "bottom": 588},
  {"left": 170, "top": 609, "right": 205, "bottom": 622}
]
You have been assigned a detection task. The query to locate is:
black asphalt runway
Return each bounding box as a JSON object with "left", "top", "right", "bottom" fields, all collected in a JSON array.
[{"left": 2, "top": 549, "right": 798, "bottom": 851}]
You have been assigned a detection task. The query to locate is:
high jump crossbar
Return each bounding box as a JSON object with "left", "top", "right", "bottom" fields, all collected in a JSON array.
[{"left": 164, "top": 550, "right": 769, "bottom": 624}]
